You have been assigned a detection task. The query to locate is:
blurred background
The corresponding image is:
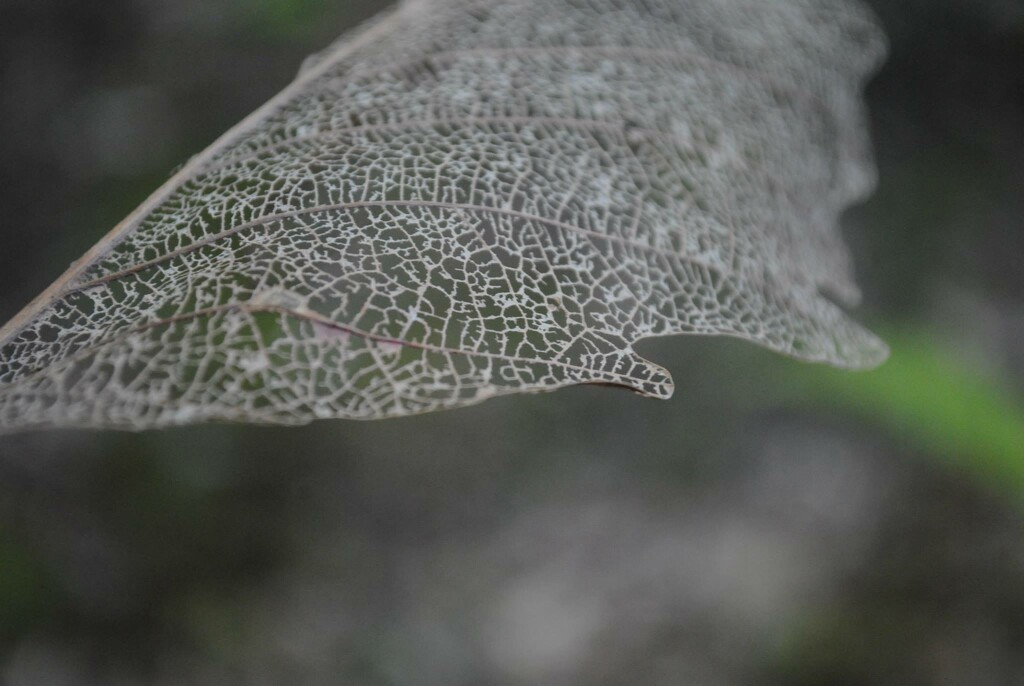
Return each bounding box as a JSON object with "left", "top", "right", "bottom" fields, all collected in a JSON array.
[{"left": 1, "top": 0, "right": 1023, "bottom": 683}]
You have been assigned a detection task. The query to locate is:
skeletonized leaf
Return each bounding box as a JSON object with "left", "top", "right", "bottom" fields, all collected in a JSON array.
[{"left": 0, "top": 0, "right": 888, "bottom": 430}]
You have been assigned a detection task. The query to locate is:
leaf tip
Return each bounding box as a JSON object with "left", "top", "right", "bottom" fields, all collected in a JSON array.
[
  {"left": 594, "top": 352, "right": 674, "bottom": 400},
  {"left": 835, "top": 326, "right": 891, "bottom": 371}
]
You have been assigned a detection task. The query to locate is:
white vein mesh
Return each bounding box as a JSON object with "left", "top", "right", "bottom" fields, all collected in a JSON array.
[{"left": 0, "top": 0, "right": 888, "bottom": 430}]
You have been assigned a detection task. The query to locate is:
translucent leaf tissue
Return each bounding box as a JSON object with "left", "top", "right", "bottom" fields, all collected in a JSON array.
[{"left": 0, "top": 0, "right": 888, "bottom": 430}]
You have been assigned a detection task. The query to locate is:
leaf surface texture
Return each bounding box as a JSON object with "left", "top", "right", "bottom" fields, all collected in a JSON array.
[{"left": 0, "top": 0, "right": 888, "bottom": 429}]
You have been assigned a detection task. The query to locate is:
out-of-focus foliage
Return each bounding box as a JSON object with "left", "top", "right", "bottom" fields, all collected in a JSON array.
[{"left": 796, "top": 330, "right": 1024, "bottom": 501}]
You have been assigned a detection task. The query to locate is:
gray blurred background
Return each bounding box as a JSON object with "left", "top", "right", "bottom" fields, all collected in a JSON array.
[{"left": 1, "top": 0, "right": 1023, "bottom": 684}]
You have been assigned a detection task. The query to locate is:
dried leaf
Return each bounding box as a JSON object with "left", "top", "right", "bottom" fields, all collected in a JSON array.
[{"left": 0, "top": 0, "right": 888, "bottom": 430}]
